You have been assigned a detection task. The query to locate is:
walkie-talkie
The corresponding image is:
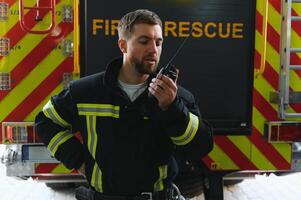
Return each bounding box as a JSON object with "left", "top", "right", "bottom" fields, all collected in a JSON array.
[{"left": 148, "top": 29, "right": 193, "bottom": 101}]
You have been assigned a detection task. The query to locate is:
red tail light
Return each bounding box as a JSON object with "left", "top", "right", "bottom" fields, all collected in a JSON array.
[
  {"left": 265, "top": 121, "right": 301, "bottom": 142},
  {"left": 2, "top": 122, "right": 40, "bottom": 144}
]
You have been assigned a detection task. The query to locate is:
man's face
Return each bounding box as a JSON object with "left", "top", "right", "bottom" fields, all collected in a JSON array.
[{"left": 124, "top": 23, "right": 163, "bottom": 75}]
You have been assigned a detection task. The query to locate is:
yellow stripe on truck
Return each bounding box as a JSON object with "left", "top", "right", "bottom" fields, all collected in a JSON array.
[
  {"left": 52, "top": 163, "right": 73, "bottom": 174},
  {"left": 25, "top": 84, "right": 63, "bottom": 121},
  {"left": 0, "top": 32, "right": 73, "bottom": 122},
  {"left": 252, "top": 108, "right": 291, "bottom": 164},
  {"left": 208, "top": 143, "right": 239, "bottom": 170},
  {"left": 0, "top": 2, "right": 31, "bottom": 36},
  {"left": 0, "top": 1, "right": 66, "bottom": 72}
]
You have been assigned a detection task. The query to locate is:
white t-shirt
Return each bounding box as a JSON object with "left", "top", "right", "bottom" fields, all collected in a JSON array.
[{"left": 118, "top": 80, "right": 147, "bottom": 102}]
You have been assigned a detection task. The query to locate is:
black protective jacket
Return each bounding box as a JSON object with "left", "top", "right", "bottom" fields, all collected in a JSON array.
[{"left": 35, "top": 58, "right": 213, "bottom": 195}]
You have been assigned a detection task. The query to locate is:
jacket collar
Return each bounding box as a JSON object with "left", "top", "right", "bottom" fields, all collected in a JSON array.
[{"left": 103, "top": 57, "right": 123, "bottom": 91}]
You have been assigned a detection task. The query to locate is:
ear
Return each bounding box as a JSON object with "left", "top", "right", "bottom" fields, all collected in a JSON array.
[{"left": 118, "top": 39, "right": 127, "bottom": 53}]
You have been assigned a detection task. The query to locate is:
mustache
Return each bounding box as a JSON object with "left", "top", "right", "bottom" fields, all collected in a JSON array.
[{"left": 143, "top": 56, "right": 158, "bottom": 61}]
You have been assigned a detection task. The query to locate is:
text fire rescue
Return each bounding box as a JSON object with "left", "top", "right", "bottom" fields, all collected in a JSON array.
[{"left": 92, "top": 19, "right": 244, "bottom": 39}]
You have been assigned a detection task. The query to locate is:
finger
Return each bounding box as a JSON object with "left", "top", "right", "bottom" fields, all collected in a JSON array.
[
  {"left": 149, "top": 82, "right": 164, "bottom": 96},
  {"left": 151, "top": 78, "right": 164, "bottom": 90},
  {"left": 153, "top": 77, "right": 175, "bottom": 92},
  {"left": 159, "top": 75, "right": 177, "bottom": 90},
  {"left": 148, "top": 86, "right": 165, "bottom": 101},
  {"left": 153, "top": 78, "right": 169, "bottom": 91}
]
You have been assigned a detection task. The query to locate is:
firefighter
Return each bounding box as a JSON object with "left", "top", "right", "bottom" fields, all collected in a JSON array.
[{"left": 35, "top": 9, "right": 213, "bottom": 200}]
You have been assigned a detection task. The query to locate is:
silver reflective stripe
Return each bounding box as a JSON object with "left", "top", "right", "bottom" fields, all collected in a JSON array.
[
  {"left": 77, "top": 104, "right": 119, "bottom": 118},
  {"left": 87, "top": 115, "right": 98, "bottom": 159},
  {"left": 43, "top": 100, "right": 70, "bottom": 128},
  {"left": 170, "top": 112, "right": 199, "bottom": 146},
  {"left": 82, "top": 109, "right": 102, "bottom": 191},
  {"left": 79, "top": 107, "right": 119, "bottom": 115},
  {"left": 91, "top": 163, "right": 103, "bottom": 192},
  {"left": 154, "top": 165, "right": 168, "bottom": 192},
  {"left": 47, "top": 130, "right": 73, "bottom": 156}
]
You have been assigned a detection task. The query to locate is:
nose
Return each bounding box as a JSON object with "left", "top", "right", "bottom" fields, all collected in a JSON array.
[{"left": 148, "top": 40, "right": 158, "bottom": 54}]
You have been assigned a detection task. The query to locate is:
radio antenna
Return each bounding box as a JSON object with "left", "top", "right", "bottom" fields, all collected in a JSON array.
[{"left": 164, "top": 28, "right": 194, "bottom": 69}]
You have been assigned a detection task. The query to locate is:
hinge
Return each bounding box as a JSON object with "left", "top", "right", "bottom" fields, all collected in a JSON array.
[
  {"left": 62, "top": 39, "right": 73, "bottom": 57},
  {"left": 0, "top": 37, "right": 10, "bottom": 56},
  {"left": 62, "top": 73, "right": 73, "bottom": 89},
  {"left": 0, "top": 72, "right": 11, "bottom": 90},
  {"left": 62, "top": 5, "right": 72, "bottom": 23},
  {"left": 0, "top": 2, "right": 9, "bottom": 21}
]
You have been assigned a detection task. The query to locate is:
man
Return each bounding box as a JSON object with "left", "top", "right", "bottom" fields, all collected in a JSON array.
[{"left": 35, "top": 9, "right": 213, "bottom": 200}]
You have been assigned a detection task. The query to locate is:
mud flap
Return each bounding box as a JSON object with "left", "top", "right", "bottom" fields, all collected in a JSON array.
[{"left": 202, "top": 171, "right": 224, "bottom": 200}]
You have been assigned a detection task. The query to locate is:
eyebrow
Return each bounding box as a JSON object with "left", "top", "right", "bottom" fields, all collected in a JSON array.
[{"left": 138, "top": 35, "right": 163, "bottom": 42}]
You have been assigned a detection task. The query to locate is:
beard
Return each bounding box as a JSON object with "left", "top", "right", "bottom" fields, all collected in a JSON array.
[{"left": 132, "top": 57, "right": 159, "bottom": 75}]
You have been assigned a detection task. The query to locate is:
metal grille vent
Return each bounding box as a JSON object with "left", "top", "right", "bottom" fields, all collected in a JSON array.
[
  {"left": 0, "top": 37, "right": 10, "bottom": 56},
  {"left": 62, "top": 5, "right": 72, "bottom": 23}
]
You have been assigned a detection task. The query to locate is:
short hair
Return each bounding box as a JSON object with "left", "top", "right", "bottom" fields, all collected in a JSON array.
[{"left": 118, "top": 9, "right": 162, "bottom": 40}]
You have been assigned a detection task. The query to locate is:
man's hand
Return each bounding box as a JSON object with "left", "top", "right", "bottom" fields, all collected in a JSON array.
[{"left": 148, "top": 74, "right": 178, "bottom": 111}]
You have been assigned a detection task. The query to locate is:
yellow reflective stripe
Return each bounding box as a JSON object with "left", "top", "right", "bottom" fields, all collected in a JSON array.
[
  {"left": 43, "top": 100, "right": 71, "bottom": 127},
  {"left": 86, "top": 115, "right": 98, "bottom": 159},
  {"left": 77, "top": 104, "right": 120, "bottom": 118},
  {"left": 47, "top": 130, "right": 73, "bottom": 156},
  {"left": 154, "top": 165, "right": 168, "bottom": 192},
  {"left": 91, "top": 163, "right": 103, "bottom": 192},
  {"left": 170, "top": 112, "right": 199, "bottom": 146}
]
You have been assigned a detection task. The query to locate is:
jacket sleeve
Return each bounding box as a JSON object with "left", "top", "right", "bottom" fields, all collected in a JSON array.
[
  {"left": 35, "top": 88, "right": 84, "bottom": 170},
  {"left": 153, "top": 89, "right": 213, "bottom": 162}
]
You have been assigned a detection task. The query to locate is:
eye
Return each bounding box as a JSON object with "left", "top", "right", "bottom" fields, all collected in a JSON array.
[
  {"left": 156, "top": 40, "right": 162, "bottom": 46},
  {"left": 139, "top": 39, "right": 148, "bottom": 45}
]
